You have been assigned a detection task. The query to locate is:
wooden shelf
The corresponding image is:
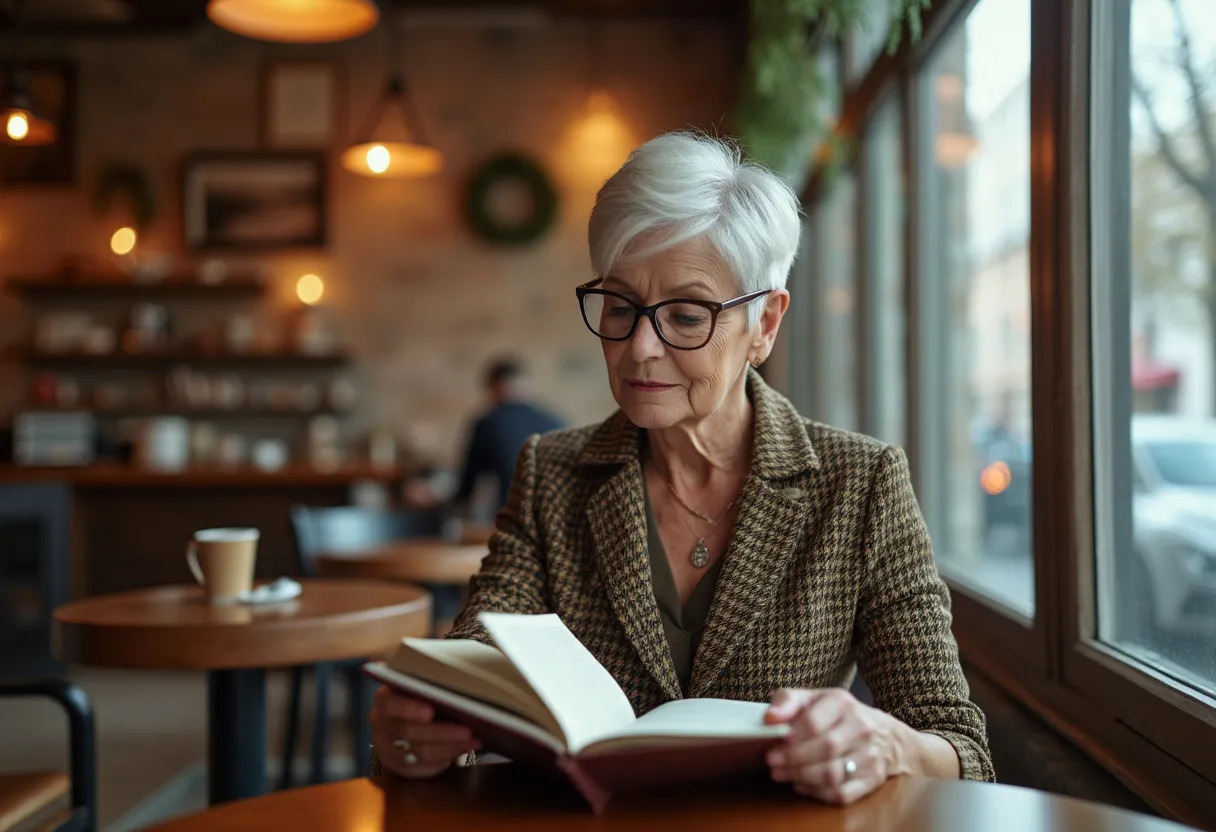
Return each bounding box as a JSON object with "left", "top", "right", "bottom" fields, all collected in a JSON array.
[
  {"left": 5, "top": 276, "right": 265, "bottom": 300},
  {"left": 18, "top": 349, "right": 350, "bottom": 369},
  {"left": 20, "top": 405, "right": 349, "bottom": 419},
  {"left": 0, "top": 463, "right": 405, "bottom": 488}
]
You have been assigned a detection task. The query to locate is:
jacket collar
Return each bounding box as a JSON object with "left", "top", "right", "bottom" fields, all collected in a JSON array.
[{"left": 576, "top": 368, "right": 820, "bottom": 480}]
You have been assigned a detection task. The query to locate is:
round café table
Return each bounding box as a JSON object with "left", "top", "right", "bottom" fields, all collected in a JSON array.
[
  {"left": 143, "top": 766, "right": 1197, "bottom": 831},
  {"left": 315, "top": 540, "right": 487, "bottom": 585},
  {"left": 53, "top": 580, "right": 430, "bottom": 806}
]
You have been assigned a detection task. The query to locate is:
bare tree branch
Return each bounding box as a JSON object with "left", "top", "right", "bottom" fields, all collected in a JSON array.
[
  {"left": 1133, "top": 75, "right": 1209, "bottom": 197},
  {"left": 1166, "top": 0, "right": 1216, "bottom": 184}
]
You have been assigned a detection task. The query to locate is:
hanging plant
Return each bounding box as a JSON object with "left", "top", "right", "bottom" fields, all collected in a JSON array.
[
  {"left": 733, "top": 0, "right": 929, "bottom": 178},
  {"left": 93, "top": 161, "right": 156, "bottom": 230},
  {"left": 464, "top": 153, "right": 558, "bottom": 246}
]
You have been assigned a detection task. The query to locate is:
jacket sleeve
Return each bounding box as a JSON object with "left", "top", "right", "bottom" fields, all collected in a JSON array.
[
  {"left": 854, "top": 445, "right": 996, "bottom": 782},
  {"left": 445, "top": 433, "right": 552, "bottom": 643}
]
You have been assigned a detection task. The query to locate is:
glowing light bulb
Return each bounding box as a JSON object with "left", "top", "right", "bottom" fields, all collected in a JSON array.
[
  {"left": 110, "top": 227, "right": 137, "bottom": 256},
  {"left": 980, "top": 461, "right": 1013, "bottom": 496},
  {"left": 6, "top": 112, "right": 29, "bottom": 141},
  {"left": 366, "top": 144, "right": 391, "bottom": 174},
  {"left": 296, "top": 273, "right": 324, "bottom": 305}
]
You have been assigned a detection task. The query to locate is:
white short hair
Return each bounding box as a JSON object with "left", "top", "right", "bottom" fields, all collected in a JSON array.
[{"left": 588, "top": 131, "right": 802, "bottom": 327}]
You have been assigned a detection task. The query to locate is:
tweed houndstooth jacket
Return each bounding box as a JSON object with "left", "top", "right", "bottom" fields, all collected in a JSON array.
[{"left": 437, "top": 370, "right": 994, "bottom": 782}]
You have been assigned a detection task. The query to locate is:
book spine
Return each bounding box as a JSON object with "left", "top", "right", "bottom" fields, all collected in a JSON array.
[{"left": 555, "top": 755, "right": 611, "bottom": 814}]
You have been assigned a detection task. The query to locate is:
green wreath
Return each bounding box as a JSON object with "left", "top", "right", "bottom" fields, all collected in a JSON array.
[{"left": 463, "top": 153, "right": 558, "bottom": 246}]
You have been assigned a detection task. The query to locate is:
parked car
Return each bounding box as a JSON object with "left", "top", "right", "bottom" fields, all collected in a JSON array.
[
  {"left": 971, "top": 413, "right": 1216, "bottom": 639},
  {"left": 974, "top": 421, "right": 1032, "bottom": 554},
  {"left": 1129, "top": 415, "right": 1216, "bottom": 638}
]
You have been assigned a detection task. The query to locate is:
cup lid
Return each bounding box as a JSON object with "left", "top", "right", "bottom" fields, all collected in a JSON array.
[{"left": 194, "top": 527, "right": 260, "bottom": 542}]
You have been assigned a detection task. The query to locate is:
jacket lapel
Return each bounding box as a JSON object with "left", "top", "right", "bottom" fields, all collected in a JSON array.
[
  {"left": 688, "top": 371, "right": 819, "bottom": 698},
  {"left": 582, "top": 414, "right": 683, "bottom": 701}
]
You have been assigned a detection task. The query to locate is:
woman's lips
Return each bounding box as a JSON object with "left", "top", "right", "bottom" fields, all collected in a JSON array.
[{"left": 627, "top": 380, "right": 678, "bottom": 392}]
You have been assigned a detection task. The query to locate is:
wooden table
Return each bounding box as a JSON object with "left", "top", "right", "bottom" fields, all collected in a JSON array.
[
  {"left": 54, "top": 580, "right": 430, "bottom": 805},
  {"left": 316, "top": 540, "right": 487, "bottom": 585},
  {"left": 145, "top": 766, "right": 1197, "bottom": 831}
]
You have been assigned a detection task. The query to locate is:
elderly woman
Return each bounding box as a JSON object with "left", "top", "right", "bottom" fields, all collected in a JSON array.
[{"left": 370, "top": 131, "right": 994, "bottom": 803}]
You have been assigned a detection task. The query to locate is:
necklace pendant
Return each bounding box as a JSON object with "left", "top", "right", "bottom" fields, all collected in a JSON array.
[{"left": 690, "top": 539, "right": 710, "bottom": 569}]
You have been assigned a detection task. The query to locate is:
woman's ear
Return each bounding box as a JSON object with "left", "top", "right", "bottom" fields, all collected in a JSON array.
[{"left": 751, "top": 290, "right": 790, "bottom": 359}]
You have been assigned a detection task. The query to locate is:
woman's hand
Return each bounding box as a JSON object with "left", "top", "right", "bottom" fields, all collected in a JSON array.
[
  {"left": 763, "top": 688, "right": 909, "bottom": 804},
  {"left": 370, "top": 686, "right": 481, "bottom": 779}
]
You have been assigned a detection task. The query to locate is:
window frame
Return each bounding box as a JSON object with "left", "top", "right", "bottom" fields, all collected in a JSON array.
[
  {"left": 794, "top": 0, "right": 1216, "bottom": 823},
  {"left": 1058, "top": 0, "right": 1216, "bottom": 808}
]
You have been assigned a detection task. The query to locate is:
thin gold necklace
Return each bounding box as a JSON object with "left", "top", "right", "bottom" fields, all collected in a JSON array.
[{"left": 664, "top": 478, "right": 738, "bottom": 569}]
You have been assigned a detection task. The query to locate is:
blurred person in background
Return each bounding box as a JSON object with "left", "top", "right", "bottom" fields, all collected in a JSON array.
[{"left": 402, "top": 357, "right": 564, "bottom": 520}]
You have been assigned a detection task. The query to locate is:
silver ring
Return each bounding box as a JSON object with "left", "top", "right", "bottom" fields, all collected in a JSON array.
[
  {"left": 842, "top": 758, "right": 857, "bottom": 781},
  {"left": 393, "top": 738, "right": 418, "bottom": 764}
]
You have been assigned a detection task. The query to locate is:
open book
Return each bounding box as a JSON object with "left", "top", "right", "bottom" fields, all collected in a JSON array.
[{"left": 363, "top": 612, "right": 789, "bottom": 812}]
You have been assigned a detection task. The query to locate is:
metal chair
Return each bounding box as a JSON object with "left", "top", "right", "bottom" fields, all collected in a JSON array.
[
  {"left": 280, "top": 506, "right": 443, "bottom": 788},
  {"left": 0, "top": 679, "right": 95, "bottom": 832}
]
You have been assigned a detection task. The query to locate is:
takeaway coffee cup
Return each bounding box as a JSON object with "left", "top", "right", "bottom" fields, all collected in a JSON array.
[{"left": 186, "top": 528, "right": 259, "bottom": 604}]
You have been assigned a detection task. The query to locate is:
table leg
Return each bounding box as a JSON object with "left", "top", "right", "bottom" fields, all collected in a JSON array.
[
  {"left": 344, "top": 664, "right": 373, "bottom": 777},
  {"left": 206, "top": 669, "right": 267, "bottom": 804}
]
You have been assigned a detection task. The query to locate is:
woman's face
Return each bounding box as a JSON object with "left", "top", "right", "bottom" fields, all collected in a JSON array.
[{"left": 597, "top": 237, "right": 787, "bottom": 430}]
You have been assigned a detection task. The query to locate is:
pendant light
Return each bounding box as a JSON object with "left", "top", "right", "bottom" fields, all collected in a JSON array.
[
  {"left": 2, "top": 65, "right": 56, "bottom": 145},
  {"left": 341, "top": 22, "right": 441, "bottom": 178},
  {"left": 206, "top": 0, "right": 379, "bottom": 43},
  {"left": 2, "top": 1, "right": 56, "bottom": 146}
]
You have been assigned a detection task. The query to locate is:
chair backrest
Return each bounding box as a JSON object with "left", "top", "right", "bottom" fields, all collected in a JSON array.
[
  {"left": 0, "top": 678, "right": 96, "bottom": 832},
  {"left": 289, "top": 506, "right": 446, "bottom": 577}
]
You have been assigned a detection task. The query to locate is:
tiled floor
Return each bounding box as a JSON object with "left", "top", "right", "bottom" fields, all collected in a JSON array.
[{"left": 0, "top": 667, "right": 357, "bottom": 829}]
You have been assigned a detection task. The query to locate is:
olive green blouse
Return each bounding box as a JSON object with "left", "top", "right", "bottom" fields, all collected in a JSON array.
[{"left": 642, "top": 479, "right": 726, "bottom": 695}]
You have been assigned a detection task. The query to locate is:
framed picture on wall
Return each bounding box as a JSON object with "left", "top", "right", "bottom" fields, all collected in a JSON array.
[
  {"left": 261, "top": 60, "right": 342, "bottom": 149},
  {"left": 183, "top": 152, "right": 327, "bottom": 251},
  {"left": 0, "top": 61, "right": 77, "bottom": 184}
]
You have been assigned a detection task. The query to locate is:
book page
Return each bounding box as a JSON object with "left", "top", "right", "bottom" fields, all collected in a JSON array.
[
  {"left": 583, "top": 698, "right": 790, "bottom": 754},
  {"left": 389, "top": 638, "right": 564, "bottom": 742},
  {"left": 480, "top": 612, "right": 637, "bottom": 753},
  {"left": 364, "top": 662, "right": 566, "bottom": 756}
]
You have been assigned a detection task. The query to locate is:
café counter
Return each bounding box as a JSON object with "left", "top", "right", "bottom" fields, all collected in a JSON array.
[{"left": 0, "top": 463, "right": 404, "bottom": 598}]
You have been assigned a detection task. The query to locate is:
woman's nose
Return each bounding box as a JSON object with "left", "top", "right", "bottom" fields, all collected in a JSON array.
[{"left": 629, "top": 314, "right": 667, "bottom": 360}]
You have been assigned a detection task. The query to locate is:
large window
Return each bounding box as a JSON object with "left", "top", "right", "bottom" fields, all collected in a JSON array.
[
  {"left": 1093, "top": 0, "right": 1216, "bottom": 696},
  {"left": 916, "top": 0, "right": 1033, "bottom": 615},
  {"left": 863, "top": 93, "right": 906, "bottom": 446},
  {"left": 782, "top": 214, "right": 817, "bottom": 417},
  {"left": 791, "top": 0, "right": 1216, "bottom": 818},
  {"left": 848, "top": 0, "right": 894, "bottom": 84},
  {"left": 813, "top": 173, "right": 860, "bottom": 431},
  {"left": 781, "top": 43, "right": 841, "bottom": 411}
]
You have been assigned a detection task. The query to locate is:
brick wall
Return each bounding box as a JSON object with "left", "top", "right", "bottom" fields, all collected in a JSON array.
[{"left": 0, "top": 18, "right": 739, "bottom": 465}]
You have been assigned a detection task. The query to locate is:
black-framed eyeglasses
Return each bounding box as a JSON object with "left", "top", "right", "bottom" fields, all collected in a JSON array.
[{"left": 575, "top": 278, "right": 772, "bottom": 351}]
